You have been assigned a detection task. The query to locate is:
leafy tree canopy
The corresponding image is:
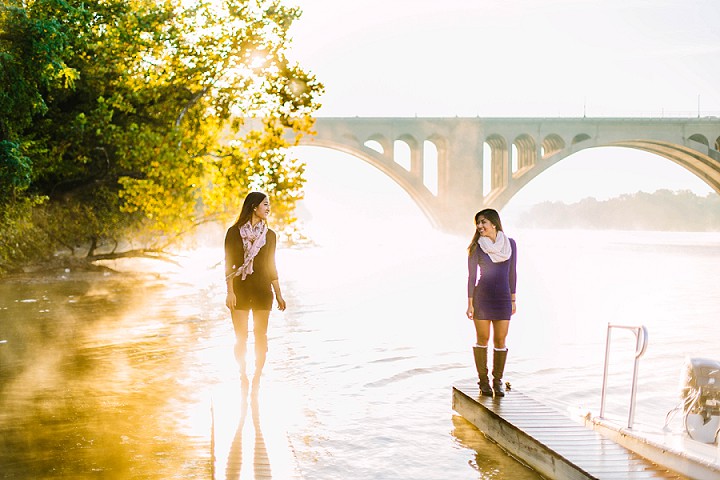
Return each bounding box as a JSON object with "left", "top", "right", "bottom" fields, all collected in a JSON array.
[{"left": 0, "top": 0, "right": 323, "bottom": 273}]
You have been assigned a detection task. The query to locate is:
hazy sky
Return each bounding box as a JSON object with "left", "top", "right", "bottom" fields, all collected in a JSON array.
[
  {"left": 285, "top": 0, "right": 719, "bottom": 213},
  {"left": 289, "top": 0, "right": 720, "bottom": 117}
]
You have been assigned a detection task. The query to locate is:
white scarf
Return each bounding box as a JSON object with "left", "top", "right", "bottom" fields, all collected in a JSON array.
[
  {"left": 236, "top": 221, "right": 267, "bottom": 280},
  {"left": 478, "top": 231, "right": 512, "bottom": 263}
]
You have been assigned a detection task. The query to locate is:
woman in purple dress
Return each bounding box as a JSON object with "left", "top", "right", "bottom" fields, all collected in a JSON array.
[
  {"left": 466, "top": 208, "right": 517, "bottom": 397},
  {"left": 225, "top": 192, "right": 286, "bottom": 393}
]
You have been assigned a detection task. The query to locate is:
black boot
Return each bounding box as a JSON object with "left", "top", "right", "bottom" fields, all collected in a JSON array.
[
  {"left": 473, "top": 346, "right": 493, "bottom": 396},
  {"left": 492, "top": 348, "right": 508, "bottom": 397}
]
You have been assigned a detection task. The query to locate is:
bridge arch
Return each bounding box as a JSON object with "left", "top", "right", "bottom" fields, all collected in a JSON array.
[
  {"left": 421, "top": 139, "right": 439, "bottom": 195},
  {"left": 689, "top": 134, "right": 708, "bottom": 146},
  {"left": 364, "top": 134, "right": 388, "bottom": 154},
  {"left": 484, "top": 134, "right": 509, "bottom": 193},
  {"left": 572, "top": 133, "right": 591, "bottom": 144},
  {"left": 542, "top": 134, "right": 565, "bottom": 159},
  {"left": 487, "top": 137, "right": 720, "bottom": 211},
  {"left": 298, "top": 117, "right": 720, "bottom": 232},
  {"left": 513, "top": 134, "right": 537, "bottom": 173},
  {"left": 395, "top": 134, "right": 420, "bottom": 172},
  {"left": 393, "top": 138, "right": 412, "bottom": 171},
  {"left": 294, "top": 139, "right": 445, "bottom": 229}
]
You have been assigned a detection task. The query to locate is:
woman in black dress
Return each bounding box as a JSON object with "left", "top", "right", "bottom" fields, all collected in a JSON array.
[
  {"left": 225, "top": 192, "right": 286, "bottom": 391},
  {"left": 466, "top": 209, "right": 517, "bottom": 397}
]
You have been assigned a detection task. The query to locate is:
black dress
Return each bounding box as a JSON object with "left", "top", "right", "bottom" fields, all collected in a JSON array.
[{"left": 224, "top": 225, "right": 279, "bottom": 310}]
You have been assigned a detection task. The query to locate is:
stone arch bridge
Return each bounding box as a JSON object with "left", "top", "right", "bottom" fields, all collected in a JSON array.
[{"left": 296, "top": 117, "right": 720, "bottom": 233}]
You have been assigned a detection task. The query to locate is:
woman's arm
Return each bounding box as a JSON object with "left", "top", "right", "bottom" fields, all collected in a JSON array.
[
  {"left": 224, "top": 227, "right": 238, "bottom": 309},
  {"left": 467, "top": 248, "right": 478, "bottom": 319},
  {"left": 271, "top": 279, "right": 286, "bottom": 311},
  {"left": 466, "top": 296, "right": 474, "bottom": 320},
  {"left": 267, "top": 230, "right": 285, "bottom": 310},
  {"left": 509, "top": 239, "right": 517, "bottom": 314},
  {"left": 225, "top": 280, "right": 236, "bottom": 310}
]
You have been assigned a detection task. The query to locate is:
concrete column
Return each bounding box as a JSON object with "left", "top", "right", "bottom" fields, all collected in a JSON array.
[{"left": 436, "top": 120, "right": 486, "bottom": 231}]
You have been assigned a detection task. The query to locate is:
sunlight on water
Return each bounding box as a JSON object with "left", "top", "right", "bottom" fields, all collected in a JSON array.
[
  {"left": 1, "top": 146, "right": 718, "bottom": 479},
  {"left": 2, "top": 228, "right": 717, "bottom": 479}
]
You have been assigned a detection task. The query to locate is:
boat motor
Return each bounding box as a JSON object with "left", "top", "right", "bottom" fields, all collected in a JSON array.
[{"left": 681, "top": 357, "right": 720, "bottom": 444}]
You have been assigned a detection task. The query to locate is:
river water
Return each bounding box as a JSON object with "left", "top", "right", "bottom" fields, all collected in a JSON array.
[{"left": 1, "top": 226, "right": 719, "bottom": 479}]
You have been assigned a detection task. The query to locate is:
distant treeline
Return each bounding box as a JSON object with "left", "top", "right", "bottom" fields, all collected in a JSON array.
[{"left": 518, "top": 190, "right": 720, "bottom": 231}]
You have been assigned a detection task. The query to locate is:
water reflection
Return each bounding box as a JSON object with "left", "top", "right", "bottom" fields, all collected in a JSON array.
[
  {"left": 225, "top": 397, "right": 249, "bottom": 479},
  {"left": 451, "top": 415, "right": 541, "bottom": 479},
  {"left": 0, "top": 272, "right": 216, "bottom": 479},
  {"left": 213, "top": 378, "right": 303, "bottom": 480},
  {"left": 0, "top": 265, "right": 301, "bottom": 480},
  {"left": 5, "top": 228, "right": 715, "bottom": 479},
  {"left": 224, "top": 391, "right": 278, "bottom": 480}
]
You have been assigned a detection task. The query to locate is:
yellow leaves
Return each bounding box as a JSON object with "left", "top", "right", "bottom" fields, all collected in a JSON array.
[
  {"left": 118, "top": 176, "right": 185, "bottom": 232},
  {"left": 101, "top": 92, "right": 137, "bottom": 114},
  {"left": 60, "top": 66, "right": 79, "bottom": 88}
]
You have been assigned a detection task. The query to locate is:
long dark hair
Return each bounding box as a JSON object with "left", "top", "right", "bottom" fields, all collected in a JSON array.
[
  {"left": 233, "top": 191, "right": 268, "bottom": 227},
  {"left": 467, "top": 208, "right": 504, "bottom": 255}
]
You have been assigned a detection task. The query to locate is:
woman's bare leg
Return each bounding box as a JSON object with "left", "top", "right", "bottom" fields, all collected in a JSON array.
[
  {"left": 251, "top": 310, "right": 270, "bottom": 378},
  {"left": 231, "top": 309, "right": 250, "bottom": 377},
  {"left": 472, "top": 319, "right": 491, "bottom": 346},
  {"left": 491, "top": 320, "right": 510, "bottom": 349}
]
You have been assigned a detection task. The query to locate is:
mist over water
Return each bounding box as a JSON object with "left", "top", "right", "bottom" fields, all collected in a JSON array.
[
  {"left": 3, "top": 226, "right": 717, "bottom": 479},
  {"left": 1, "top": 149, "right": 719, "bottom": 479}
]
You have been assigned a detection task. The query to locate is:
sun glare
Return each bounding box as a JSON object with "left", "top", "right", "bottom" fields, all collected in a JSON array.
[{"left": 249, "top": 51, "right": 269, "bottom": 70}]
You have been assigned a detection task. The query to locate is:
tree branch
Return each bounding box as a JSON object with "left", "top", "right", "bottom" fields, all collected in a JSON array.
[
  {"left": 88, "top": 248, "right": 181, "bottom": 266},
  {"left": 175, "top": 87, "right": 210, "bottom": 128}
]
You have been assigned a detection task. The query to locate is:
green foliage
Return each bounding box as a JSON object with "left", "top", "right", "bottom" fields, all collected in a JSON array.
[
  {"left": 0, "top": 140, "right": 32, "bottom": 199},
  {"left": 0, "top": 196, "right": 48, "bottom": 273},
  {"left": 0, "top": 0, "right": 323, "bottom": 272},
  {"left": 518, "top": 190, "right": 720, "bottom": 231}
]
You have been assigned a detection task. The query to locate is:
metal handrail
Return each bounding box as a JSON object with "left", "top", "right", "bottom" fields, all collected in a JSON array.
[{"left": 599, "top": 323, "right": 649, "bottom": 429}]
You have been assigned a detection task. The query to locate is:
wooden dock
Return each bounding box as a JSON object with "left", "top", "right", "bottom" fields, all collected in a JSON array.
[{"left": 452, "top": 384, "right": 687, "bottom": 480}]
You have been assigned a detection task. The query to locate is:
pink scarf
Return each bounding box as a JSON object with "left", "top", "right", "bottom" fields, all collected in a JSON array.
[{"left": 236, "top": 221, "right": 267, "bottom": 280}]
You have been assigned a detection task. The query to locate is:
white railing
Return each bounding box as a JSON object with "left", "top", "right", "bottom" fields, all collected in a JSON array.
[{"left": 599, "top": 323, "right": 649, "bottom": 429}]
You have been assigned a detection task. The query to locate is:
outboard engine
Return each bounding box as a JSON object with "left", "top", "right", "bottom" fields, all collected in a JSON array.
[{"left": 681, "top": 357, "right": 720, "bottom": 444}]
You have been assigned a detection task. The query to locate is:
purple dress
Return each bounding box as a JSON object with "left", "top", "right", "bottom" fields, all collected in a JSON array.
[{"left": 467, "top": 238, "right": 517, "bottom": 320}]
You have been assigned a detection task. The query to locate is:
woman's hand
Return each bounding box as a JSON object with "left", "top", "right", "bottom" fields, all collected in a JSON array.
[
  {"left": 466, "top": 298, "right": 474, "bottom": 319},
  {"left": 271, "top": 280, "right": 286, "bottom": 311},
  {"left": 276, "top": 294, "right": 287, "bottom": 311},
  {"left": 511, "top": 300, "right": 516, "bottom": 315},
  {"left": 225, "top": 292, "right": 236, "bottom": 310}
]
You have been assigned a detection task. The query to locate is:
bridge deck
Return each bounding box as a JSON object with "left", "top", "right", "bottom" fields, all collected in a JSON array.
[{"left": 452, "top": 384, "right": 685, "bottom": 480}]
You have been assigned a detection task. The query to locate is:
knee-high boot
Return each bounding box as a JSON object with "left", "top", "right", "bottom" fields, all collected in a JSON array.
[
  {"left": 492, "top": 348, "right": 508, "bottom": 397},
  {"left": 472, "top": 346, "right": 493, "bottom": 396}
]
